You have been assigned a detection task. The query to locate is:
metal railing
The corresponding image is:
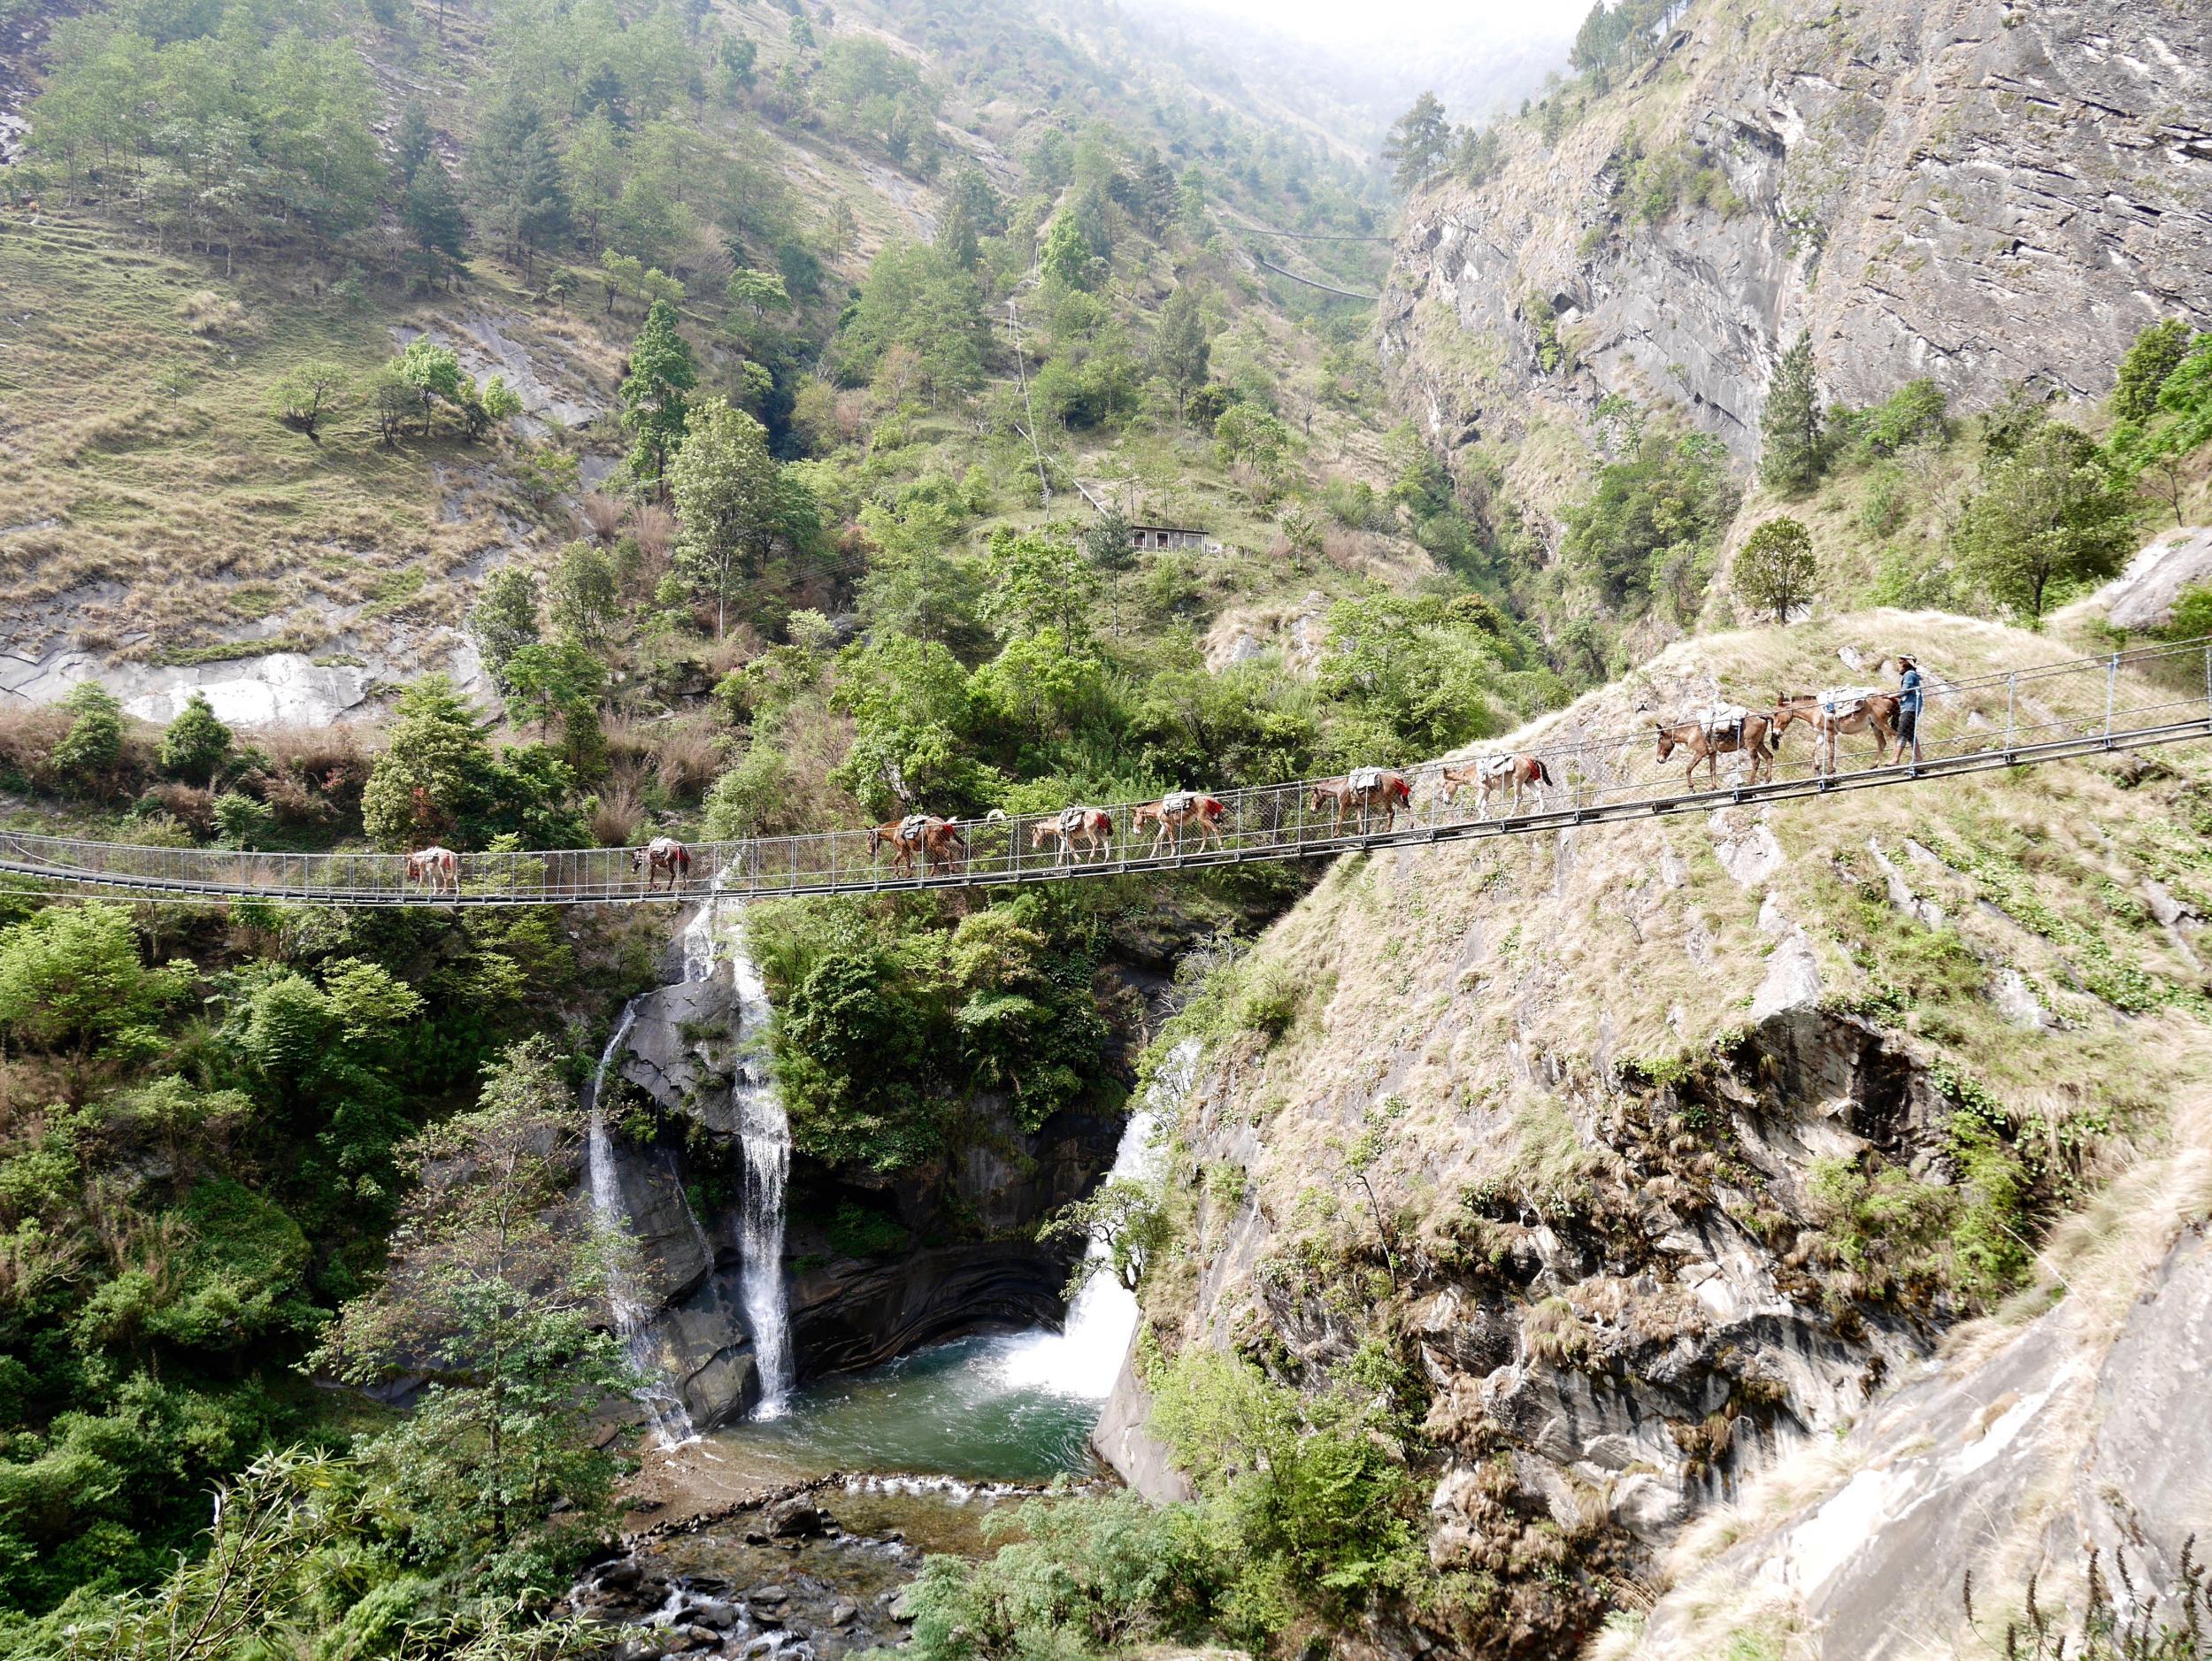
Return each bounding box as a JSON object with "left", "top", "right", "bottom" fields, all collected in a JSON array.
[{"left": 5, "top": 638, "right": 2211, "bottom": 907}]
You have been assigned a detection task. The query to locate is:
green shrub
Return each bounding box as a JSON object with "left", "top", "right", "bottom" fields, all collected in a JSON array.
[
  {"left": 50, "top": 684, "right": 124, "bottom": 784},
  {"left": 157, "top": 693, "right": 232, "bottom": 784},
  {"left": 826, "top": 1200, "right": 907, "bottom": 1258},
  {"left": 211, "top": 791, "right": 274, "bottom": 850}
]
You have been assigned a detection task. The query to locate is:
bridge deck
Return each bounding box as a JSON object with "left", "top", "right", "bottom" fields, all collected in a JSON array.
[{"left": 5, "top": 642, "right": 2209, "bottom": 907}]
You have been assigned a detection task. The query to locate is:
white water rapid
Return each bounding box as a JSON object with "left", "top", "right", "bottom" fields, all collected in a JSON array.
[{"left": 585, "top": 1004, "right": 700, "bottom": 1446}]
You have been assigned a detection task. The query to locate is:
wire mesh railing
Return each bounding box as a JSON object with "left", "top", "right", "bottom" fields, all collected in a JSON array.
[{"left": 4, "top": 639, "right": 2212, "bottom": 906}]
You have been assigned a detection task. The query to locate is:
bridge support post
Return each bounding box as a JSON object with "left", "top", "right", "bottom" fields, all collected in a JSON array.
[
  {"left": 2107, "top": 652, "right": 2118, "bottom": 744},
  {"left": 2005, "top": 673, "right": 2016, "bottom": 760}
]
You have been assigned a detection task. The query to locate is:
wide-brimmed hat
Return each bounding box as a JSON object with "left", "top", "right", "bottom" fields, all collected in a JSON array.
[{"left": 1896, "top": 655, "right": 1917, "bottom": 669}]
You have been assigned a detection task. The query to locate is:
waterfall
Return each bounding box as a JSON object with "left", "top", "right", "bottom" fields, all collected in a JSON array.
[
  {"left": 995, "top": 1079, "right": 1174, "bottom": 1397},
  {"left": 729, "top": 937, "right": 794, "bottom": 1418},
  {"left": 681, "top": 883, "right": 795, "bottom": 1420},
  {"left": 586, "top": 1004, "right": 700, "bottom": 1447}
]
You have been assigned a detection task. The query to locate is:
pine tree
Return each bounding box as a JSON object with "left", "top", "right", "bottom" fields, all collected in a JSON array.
[
  {"left": 619, "top": 298, "right": 697, "bottom": 496},
  {"left": 1383, "top": 92, "right": 1451, "bottom": 196},
  {"left": 935, "top": 203, "right": 979, "bottom": 272},
  {"left": 1153, "top": 285, "right": 1212, "bottom": 421},
  {"left": 466, "top": 95, "right": 572, "bottom": 276},
  {"left": 403, "top": 157, "right": 469, "bottom": 282},
  {"left": 392, "top": 101, "right": 435, "bottom": 186},
  {"left": 1759, "top": 334, "right": 1824, "bottom": 496}
]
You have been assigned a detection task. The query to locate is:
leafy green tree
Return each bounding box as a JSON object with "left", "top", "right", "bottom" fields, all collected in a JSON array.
[
  {"left": 468, "top": 567, "right": 541, "bottom": 693},
  {"left": 265, "top": 359, "right": 354, "bottom": 438},
  {"left": 945, "top": 162, "right": 1006, "bottom": 236},
  {"left": 402, "top": 155, "right": 470, "bottom": 284},
  {"left": 2153, "top": 332, "right": 2212, "bottom": 453},
  {"left": 854, "top": 494, "right": 988, "bottom": 655},
  {"left": 598, "top": 248, "right": 645, "bottom": 315},
  {"left": 312, "top": 1038, "right": 635, "bottom": 1592},
  {"left": 1214, "top": 404, "right": 1294, "bottom": 498},
  {"left": 1955, "top": 419, "right": 2139, "bottom": 621},
  {"left": 359, "top": 676, "right": 500, "bottom": 848},
  {"left": 501, "top": 633, "right": 606, "bottom": 743},
  {"left": 563, "top": 109, "right": 624, "bottom": 245},
  {"left": 465, "top": 375, "right": 524, "bottom": 440},
  {"left": 465, "top": 92, "right": 572, "bottom": 276},
  {"left": 726, "top": 266, "right": 790, "bottom": 321},
  {"left": 367, "top": 366, "right": 416, "bottom": 446},
  {"left": 50, "top": 680, "right": 125, "bottom": 784},
  {"left": 828, "top": 634, "right": 1002, "bottom": 817},
  {"left": 158, "top": 691, "right": 232, "bottom": 784},
  {"left": 2112, "top": 318, "right": 2195, "bottom": 423},
  {"left": 1153, "top": 285, "right": 1212, "bottom": 422},
  {"left": 394, "top": 338, "right": 464, "bottom": 436},
  {"left": 1733, "top": 516, "right": 1817, "bottom": 623},
  {"left": 1857, "top": 378, "right": 1949, "bottom": 456},
  {"left": 1759, "top": 333, "right": 1824, "bottom": 496},
  {"left": 1313, "top": 592, "right": 1513, "bottom": 757},
  {"left": 1383, "top": 91, "right": 1450, "bottom": 195},
  {"left": 549, "top": 542, "right": 618, "bottom": 642},
  {"left": 2108, "top": 335, "right": 2212, "bottom": 525},
  {"left": 1041, "top": 1174, "right": 1166, "bottom": 1296},
  {"left": 619, "top": 298, "right": 697, "bottom": 494},
  {"left": 1565, "top": 430, "right": 1740, "bottom": 611},
  {"left": 668, "top": 396, "right": 780, "bottom": 636},
  {"left": 1040, "top": 212, "right": 1094, "bottom": 291},
  {"left": 837, "top": 240, "right": 987, "bottom": 408},
  {"left": 982, "top": 527, "right": 1101, "bottom": 652},
  {"left": 0, "top": 904, "right": 193, "bottom": 1097}
]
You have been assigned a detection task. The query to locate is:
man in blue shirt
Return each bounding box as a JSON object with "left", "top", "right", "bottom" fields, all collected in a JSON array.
[{"left": 1891, "top": 655, "right": 1924, "bottom": 765}]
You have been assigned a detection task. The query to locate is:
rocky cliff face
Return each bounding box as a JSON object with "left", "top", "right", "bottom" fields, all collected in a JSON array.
[
  {"left": 1098, "top": 615, "right": 2212, "bottom": 1655},
  {"left": 1383, "top": 0, "right": 2212, "bottom": 491},
  {"left": 591, "top": 939, "right": 1120, "bottom": 1430}
]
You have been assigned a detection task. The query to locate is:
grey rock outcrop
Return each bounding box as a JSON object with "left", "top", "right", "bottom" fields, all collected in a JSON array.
[
  {"left": 1636, "top": 1229, "right": 2212, "bottom": 1658},
  {"left": 1384, "top": 0, "right": 2212, "bottom": 478}
]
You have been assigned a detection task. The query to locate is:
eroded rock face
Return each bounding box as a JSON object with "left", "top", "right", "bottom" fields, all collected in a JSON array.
[
  {"left": 1384, "top": 0, "right": 2212, "bottom": 477},
  {"left": 1636, "top": 1229, "right": 2212, "bottom": 1659}
]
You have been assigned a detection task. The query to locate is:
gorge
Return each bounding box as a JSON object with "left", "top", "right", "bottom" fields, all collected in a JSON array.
[{"left": 2, "top": 0, "right": 2211, "bottom": 1653}]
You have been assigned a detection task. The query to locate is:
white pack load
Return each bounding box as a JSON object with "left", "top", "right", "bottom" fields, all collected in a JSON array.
[
  {"left": 1348, "top": 765, "right": 1385, "bottom": 792},
  {"left": 1695, "top": 704, "right": 1750, "bottom": 740},
  {"left": 897, "top": 813, "right": 931, "bottom": 842},
  {"left": 1058, "top": 805, "right": 1089, "bottom": 834},
  {"left": 1161, "top": 790, "right": 1196, "bottom": 815},
  {"left": 1818, "top": 686, "right": 1885, "bottom": 716},
  {"left": 1477, "top": 753, "right": 1518, "bottom": 779}
]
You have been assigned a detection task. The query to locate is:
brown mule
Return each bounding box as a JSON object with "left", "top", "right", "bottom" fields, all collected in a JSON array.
[
  {"left": 1771, "top": 691, "right": 1900, "bottom": 777},
  {"left": 1440, "top": 754, "right": 1554, "bottom": 820},
  {"left": 1031, "top": 807, "right": 1114, "bottom": 865},
  {"left": 1310, "top": 769, "right": 1413, "bottom": 833},
  {"left": 1653, "top": 711, "right": 1778, "bottom": 792},
  {"left": 868, "top": 814, "right": 968, "bottom": 877},
  {"left": 1131, "top": 792, "right": 1226, "bottom": 856},
  {"left": 630, "top": 836, "right": 693, "bottom": 892}
]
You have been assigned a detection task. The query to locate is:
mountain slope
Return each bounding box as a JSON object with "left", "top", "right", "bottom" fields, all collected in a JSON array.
[
  {"left": 1101, "top": 614, "right": 2212, "bottom": 1656},
  {"left": 1383, "top": 0, "right": 2212, "bottom": 483}
]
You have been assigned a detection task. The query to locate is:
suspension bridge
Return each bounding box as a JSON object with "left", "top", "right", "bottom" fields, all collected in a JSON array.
[{"left": 5, "top": 641, "right": 2211, "bottom": 908}]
